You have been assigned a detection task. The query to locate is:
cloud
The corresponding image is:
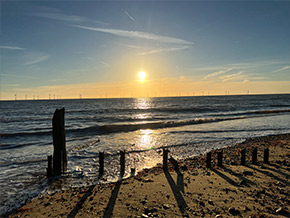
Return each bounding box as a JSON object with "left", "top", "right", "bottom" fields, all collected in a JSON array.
[
  {"left": 34, "top": 12, "right": 108, "bottom": 25},
  {"left": 219, "top": 72, "right": 244, "bottom": 82},
  {"left": 0, "top": 73, "right": 33, "bottom": 79},
  {"left": 0, "top": 46, "right": 26, "bottom": 50},
  {"left": 24, "top": 54, "right": 50, "bottom": 65},
  {"left": 271, "top": 65, "right": 290, "bottom": 73},
  {"left": 72, "top": 25, "right": 193, "bottom": 45},
  {"left": 204, "top": 68, "right": 233, "bottom": 79},
  {"left": 123, "top": 10, "right": 135, "bottom": 22},
  {"left": 139, "top": 46, "right": 189, "bottom": 55}
]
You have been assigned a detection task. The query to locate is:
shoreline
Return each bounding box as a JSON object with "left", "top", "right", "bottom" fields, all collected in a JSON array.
[{"left": 3, "top": 133, "right": 290, "bottom": 218}]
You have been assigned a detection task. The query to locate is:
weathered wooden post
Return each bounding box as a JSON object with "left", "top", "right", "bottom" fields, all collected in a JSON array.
[
  {"left": 206, "top": 152, "right": 211, "bottom": 168},
  {"left": 120, "top": 150, "right": 125, "bottom": 176},
  {"left": 163, "top": 149, "right": 168, "bottom": 171},
  {"left": 169, "top": 156, "right": 179, "bottom": 171},
  {"left": 264, "top": 148, "right": 269, "bottom": 164},
  {"left": 47, "top": 155, "right": 52, "bottom": 178},
  {"left": 218, "top": 151, "right": 223, "bottom": 167},
  {"left": 241, "top": 148, "right": 246, "bottom": 165},
  {"left": 52, "top": 108, "right": 67, "bottom": 175},
  {"left": 99, "top": 152, "right": 104, "bottom": 178},
  {"left": 252, "top": 148, "right": 257, "bottom": 165}
]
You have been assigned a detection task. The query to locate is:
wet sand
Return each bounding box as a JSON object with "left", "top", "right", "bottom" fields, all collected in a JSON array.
[{"left": 5, "top": 133, "right": 290, "bottom": 218}]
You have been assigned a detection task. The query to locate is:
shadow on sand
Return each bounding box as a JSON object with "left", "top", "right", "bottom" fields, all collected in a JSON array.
[{"left": 164, "top": 158, "right": 188, "bottom": 216}]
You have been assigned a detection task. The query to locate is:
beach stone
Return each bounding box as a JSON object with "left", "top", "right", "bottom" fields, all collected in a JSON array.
[
  {"left": 208, "top": 200, "right": 214, "bottom": 205},
  {"left": 163, "top": 204, "right": 170, "bottom": 209},
  {"left": 276, "top": 207, "right": 288, "bottom": 215},
  {"left": 228, "top": 207, "right": 240, "bottom": 215},
  {"left": 243, "top": 171, "right": 253, "bottom": 176}
]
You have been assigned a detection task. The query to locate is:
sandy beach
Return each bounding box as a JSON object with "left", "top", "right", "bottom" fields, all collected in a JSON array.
[{"left": 4, "top": 133, "right": 290, "bottom": 218}]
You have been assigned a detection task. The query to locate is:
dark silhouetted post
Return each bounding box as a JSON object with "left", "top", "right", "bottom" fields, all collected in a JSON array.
[
  {"left": 264, "top": 148, "right": 269, "bottom": 164},
  {"left": 99, "top": 152, "right": 104, "bottom": 178},
  {"left": 206, "top": 152, "right": 211, "bottom": 168},
  {"left": 47, "top": 155, "right": 52, "bottom": 178},
  {"left": 163, "top": 149, "right": 168, "bottom": 171},
  {"left": 120, "top": 150, "right": 125, "bottom": 175},
  {"left": 169, "top": 156, "right": 179, "bottom": 171},
  {"left": 241, "top": 148, "right": 246, "bottom": 165},
  {"left": 218, "top": 151, "right": 223, "bottom": 167},
  {"left": 52, "top": 108, "right": 67, "bottom": 175},
  {"left": 252, "top": 148, "right": 257, "bottom": 165}
]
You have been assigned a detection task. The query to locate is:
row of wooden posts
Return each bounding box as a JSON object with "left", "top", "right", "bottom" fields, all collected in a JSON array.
[
  {"left": 205, "top": 147, "right": 269, "bottom": 168},
  {"left": 48, "top": 147, "right": 270, "bottom": 178},
  {"left": 47, "top": 108, "right": 270, "bottom": 178}
]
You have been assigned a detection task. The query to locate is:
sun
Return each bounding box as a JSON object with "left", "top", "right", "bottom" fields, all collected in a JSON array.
[{"left": 139, "top": 71, "right": 146, "bottom": 80}]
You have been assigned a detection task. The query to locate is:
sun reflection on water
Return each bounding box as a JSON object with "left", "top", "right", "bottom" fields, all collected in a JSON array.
[
  {"left": 135, "top": 98, "right": 152, "bottom": 110},
  {"left": 138, "top": 129, "right": 154, "bottom": 149}
]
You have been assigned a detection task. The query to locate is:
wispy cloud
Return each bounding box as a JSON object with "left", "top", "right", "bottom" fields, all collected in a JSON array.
[
  {"left": 72, "top": 25, "right": 193, "bottom": 45},
  {"left": 123, "top": 10, "right": 135, "bottom": 22},
  {"left": 271, "top": 65, "right": 290, "bottom": 73},
  {"left": 24, "top": 54, "right": 50, "bottom": 65},
  {"left": 34, "top": 12, "right": 108, "bottom": 26},
  {"left": 0, "top": 46, "right": 26, "bottom": 50},
  {"left": 0, "top": 73, "right": 34, "bottom": 79},
  {"left": 139, "top": 46, "right": 189, "bottom": 55},
  {"left": 204, "top": 68, "right": 233, "bottom": 79},
  {"left": 100, "top": 61, "right": 110, "bottom": 67},
  {"left": 219, "top": 72, "right": 244, "bottom": 82}
]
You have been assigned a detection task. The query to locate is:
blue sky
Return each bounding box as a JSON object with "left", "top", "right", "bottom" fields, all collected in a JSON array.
[{"left": 1, "top": 1, "right": 290, "bottom": 100}]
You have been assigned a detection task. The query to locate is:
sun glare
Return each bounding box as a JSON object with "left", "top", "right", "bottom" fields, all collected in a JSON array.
[{"left": 139, "top": 71, "right": 146, "bottom": 80}]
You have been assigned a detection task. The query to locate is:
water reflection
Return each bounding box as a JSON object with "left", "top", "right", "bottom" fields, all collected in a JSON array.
[
  {"left": 135, "top": 98, "right": 152, "bottom": 110},
  {"left": 138, "top": 129, "right": 155, "bottom": 149}
]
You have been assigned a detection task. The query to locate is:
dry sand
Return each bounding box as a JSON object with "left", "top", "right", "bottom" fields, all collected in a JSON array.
[{"left": 4, "top": 133, "right": 290, "bottom": 218}]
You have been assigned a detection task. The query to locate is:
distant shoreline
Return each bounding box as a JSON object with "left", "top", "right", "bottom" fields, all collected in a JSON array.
[{"left": 1, "top": 92, "right": 290, "bottom": 102}]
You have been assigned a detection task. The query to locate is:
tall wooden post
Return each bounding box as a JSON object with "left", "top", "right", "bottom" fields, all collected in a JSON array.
[
  {"left": 47, "top": 155, "right": 52, "bottom": 178},
  {"left": 120, "top": 150, "right": 125, "bottom": 176},
  {"left": 241, "top": 148, "right": 246, "bottom": 166},
  {"left": 218, "top": 151, "right": 223, "bottom": 167},
  {"left": 163, "top": 149, "right": 168, "bottom": 171},
  {"left": 206, "top": 152, "right": 211, "bottom": 168},
  {"left": 99, "top": 152, "right": 104, "bottom": 178},
  {"left": 264, "top": 148, "right": 269, "bottom": 164},
  {"left": 52, "top": 108, "right": 67, "bottom": 175},
  {"left": 252, "top": 148, "right": 257, "bottom": 165}
]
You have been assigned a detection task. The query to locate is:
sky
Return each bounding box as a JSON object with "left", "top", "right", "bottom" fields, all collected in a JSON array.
[{"left": 1, "top": 0, "right": 290, "bottom": 100}]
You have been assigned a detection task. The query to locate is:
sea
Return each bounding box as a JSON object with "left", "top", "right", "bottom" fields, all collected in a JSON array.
[{"left": 1, "top": 94, "right": 290, "bottom": 215}]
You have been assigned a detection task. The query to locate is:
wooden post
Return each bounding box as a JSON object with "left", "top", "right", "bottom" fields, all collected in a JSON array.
[
  {"left": 252, "top": 148, "right": 257, "bottom": 165},
  {"left": 241, "top": 148, "right": 246, "bottom": 165},
  {"left": 163, "top": 149, "right": 168, "bottom": 171},
  {"left": 206, "top": 152, "right": 211, "bottom": 168},
  {"left": 218, "top": 151, "right": 223, "bottom": 167},
  {"left": 264, "top": 148, "right": 269, "bottom": 164},
  {"left": 52, "top": 108, "right": 67, "bottom": 175},
  {"left": 120, "top": 150, "right": 125, "bottom": 176},
  {"left": 99, "top": 152, "right": 104, "bottom": 178},
  {"left": 169, "top": 156, "right": 179, "bottom": 171},
  {"left": 47, "top": 155, "right": 52, "bottom": 178}
]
